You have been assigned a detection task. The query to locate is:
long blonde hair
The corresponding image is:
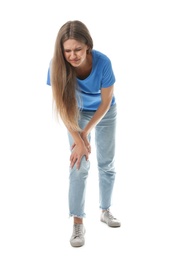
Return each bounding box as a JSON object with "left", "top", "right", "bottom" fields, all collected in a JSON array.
[{"left": 51, "top": 20, "right": 93, "bottom": 131}]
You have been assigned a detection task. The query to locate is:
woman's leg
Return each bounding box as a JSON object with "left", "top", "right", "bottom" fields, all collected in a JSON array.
[
  {"left": 67, "top": 111, "right": 93, "bottom": 223},
  {"left": 95, "top": 104, "right": 117, "bottom": 210},
  {"left": 68, "top": 111, "right": 94, "bottom": 247}
]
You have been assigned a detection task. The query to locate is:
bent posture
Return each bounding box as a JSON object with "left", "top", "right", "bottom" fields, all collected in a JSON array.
[{"left": 47, "top": 20, "right": 121, "bottom": 247}]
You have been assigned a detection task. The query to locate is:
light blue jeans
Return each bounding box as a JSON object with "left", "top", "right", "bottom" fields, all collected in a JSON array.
[{"left": 68, "top": 104, "right": 117, "bottom": 218}]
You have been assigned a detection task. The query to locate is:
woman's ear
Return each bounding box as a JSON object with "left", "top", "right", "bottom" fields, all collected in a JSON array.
[{"left": 87, "top": 47, "right": 90, "bottom": 54}]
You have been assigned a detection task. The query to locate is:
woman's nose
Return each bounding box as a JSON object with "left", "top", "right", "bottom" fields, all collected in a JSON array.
[{"left": 70, "top": 51, "right": 76, "bottom": 59}]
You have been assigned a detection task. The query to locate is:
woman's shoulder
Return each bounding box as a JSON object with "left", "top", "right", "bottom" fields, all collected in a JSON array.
[
  {"left": 92, "top": 49, "right": 112, "bottom": 66},
  {"left": 92, "top": 49, "right": 110, "bottom": 60}
]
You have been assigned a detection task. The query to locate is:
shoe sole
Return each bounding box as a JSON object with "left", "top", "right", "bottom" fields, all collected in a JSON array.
[
  {"left": 70, "top": 229, "right": 86, "bottom": 247},
  {"left": 101, "top": 219, "right": 121, "bottom": 228},
  {"left": 70, "top": 241, "right": 85, "bottom": 247}
]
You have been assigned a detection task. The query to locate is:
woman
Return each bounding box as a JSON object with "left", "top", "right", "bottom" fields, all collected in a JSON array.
[{"left": 47, "top": 20, "right": 121, "bottom": 247}]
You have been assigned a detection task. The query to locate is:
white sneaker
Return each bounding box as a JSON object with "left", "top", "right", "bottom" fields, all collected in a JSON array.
[
  {"left": 101, "top": 210, "right": 121, "bottom": 227},
  {"left": 70, "top": 224, "right": 85, "bottom": 247}
]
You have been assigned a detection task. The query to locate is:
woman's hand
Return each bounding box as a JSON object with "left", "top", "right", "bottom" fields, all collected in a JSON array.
[
  {"left": 80, "top": 131, "right": 91, "bottom": 153},
  {"left": 70, "top": 141, "right": 90, "bottom": 170},
  {"left": 71, "top": 131, "right": 91, "bottom": 153}
]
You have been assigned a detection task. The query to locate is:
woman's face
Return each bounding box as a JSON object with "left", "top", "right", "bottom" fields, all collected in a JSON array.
[{"left": 63, "top": 39, "right": 89, "bottom": 68}]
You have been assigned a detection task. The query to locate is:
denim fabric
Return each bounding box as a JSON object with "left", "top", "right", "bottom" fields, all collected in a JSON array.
[{"left": 68, "top": 104, "right": 117, "bottom": 218}]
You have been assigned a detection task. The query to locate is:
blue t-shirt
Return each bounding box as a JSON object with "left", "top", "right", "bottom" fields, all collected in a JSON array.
[{"left": 47, "top": 50, "right": 116, "bottom": 111}]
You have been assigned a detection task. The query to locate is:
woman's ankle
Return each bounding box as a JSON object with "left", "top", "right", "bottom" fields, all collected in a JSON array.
[{"left": 74, "top": 217, "right": 83, "bottom": 224}]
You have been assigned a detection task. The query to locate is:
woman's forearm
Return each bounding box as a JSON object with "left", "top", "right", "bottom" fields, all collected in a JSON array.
[
  {"left": 83, "top": 86, "right": 114, "bottom": 135},
  {"left": 83, "top": 101, "right": 111, "bottom": 135},
  {"left": 67, "top": 127, "right": 84, "bottom": 145}
]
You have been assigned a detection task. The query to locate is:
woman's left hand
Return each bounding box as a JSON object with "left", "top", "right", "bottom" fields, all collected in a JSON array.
[
  {"left": 80, "top": 131, "right": 91, "bottom": 153},
  {"left": 71, "top": 131, "right": 91, "bottom": 153}
]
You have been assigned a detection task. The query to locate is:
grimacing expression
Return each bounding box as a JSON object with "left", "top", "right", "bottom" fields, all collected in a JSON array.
[{"left": 63, "top": 39, "right": 89, "bottom": 67}]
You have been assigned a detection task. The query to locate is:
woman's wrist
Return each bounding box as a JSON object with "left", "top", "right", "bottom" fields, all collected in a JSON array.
[
  {"left": 75, "top": 136, "right": 84, "bottom": 145},
  {"left": 81, "top": 129, "right": 89, "bottom": 138}
]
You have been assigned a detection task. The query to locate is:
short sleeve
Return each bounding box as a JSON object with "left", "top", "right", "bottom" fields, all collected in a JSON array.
[{"left": 101, "top": 58, "right": 116, "bottom": 88}]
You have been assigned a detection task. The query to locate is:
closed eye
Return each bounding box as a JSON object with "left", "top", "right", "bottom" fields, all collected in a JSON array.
[{"left": 64, "top": 48, "right": 82, "bottom": 53}]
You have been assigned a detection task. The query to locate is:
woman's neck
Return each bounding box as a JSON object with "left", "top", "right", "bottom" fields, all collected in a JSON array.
[{"left": 75, "top": 53, "right": 92, "bottom": 80}]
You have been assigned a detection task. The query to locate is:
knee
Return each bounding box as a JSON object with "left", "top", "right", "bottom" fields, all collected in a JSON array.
[
  {"left": 98, "top": 158, "right": 115, "bottom": 172},
  {"left": 70, "top": 157, "right": 90, "bottom": 179}
]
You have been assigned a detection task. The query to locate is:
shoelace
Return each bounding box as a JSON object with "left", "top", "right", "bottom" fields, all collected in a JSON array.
[
  {"left": 73, "top": 224, "right": 83, "bottom": 238},
  {"left": 106, "top": 211, "right": 116, "bottom": 220}
]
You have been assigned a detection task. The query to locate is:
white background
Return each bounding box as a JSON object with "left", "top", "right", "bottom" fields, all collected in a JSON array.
[{"left": 0, "top": 0, "right": 173, "bottom": 259}]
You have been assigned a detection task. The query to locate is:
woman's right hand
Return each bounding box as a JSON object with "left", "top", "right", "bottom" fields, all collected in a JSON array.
[{"left": 70, "top": 141, "right": 90, "bottom": 170}]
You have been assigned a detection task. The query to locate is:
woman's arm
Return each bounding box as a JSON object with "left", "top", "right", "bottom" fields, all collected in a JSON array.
[
  {"left": 82, "top": 85, "right": 114, "bottom": 136},
  {"left": 68, "top": 85, "right": 114, "bottom": 170}
]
